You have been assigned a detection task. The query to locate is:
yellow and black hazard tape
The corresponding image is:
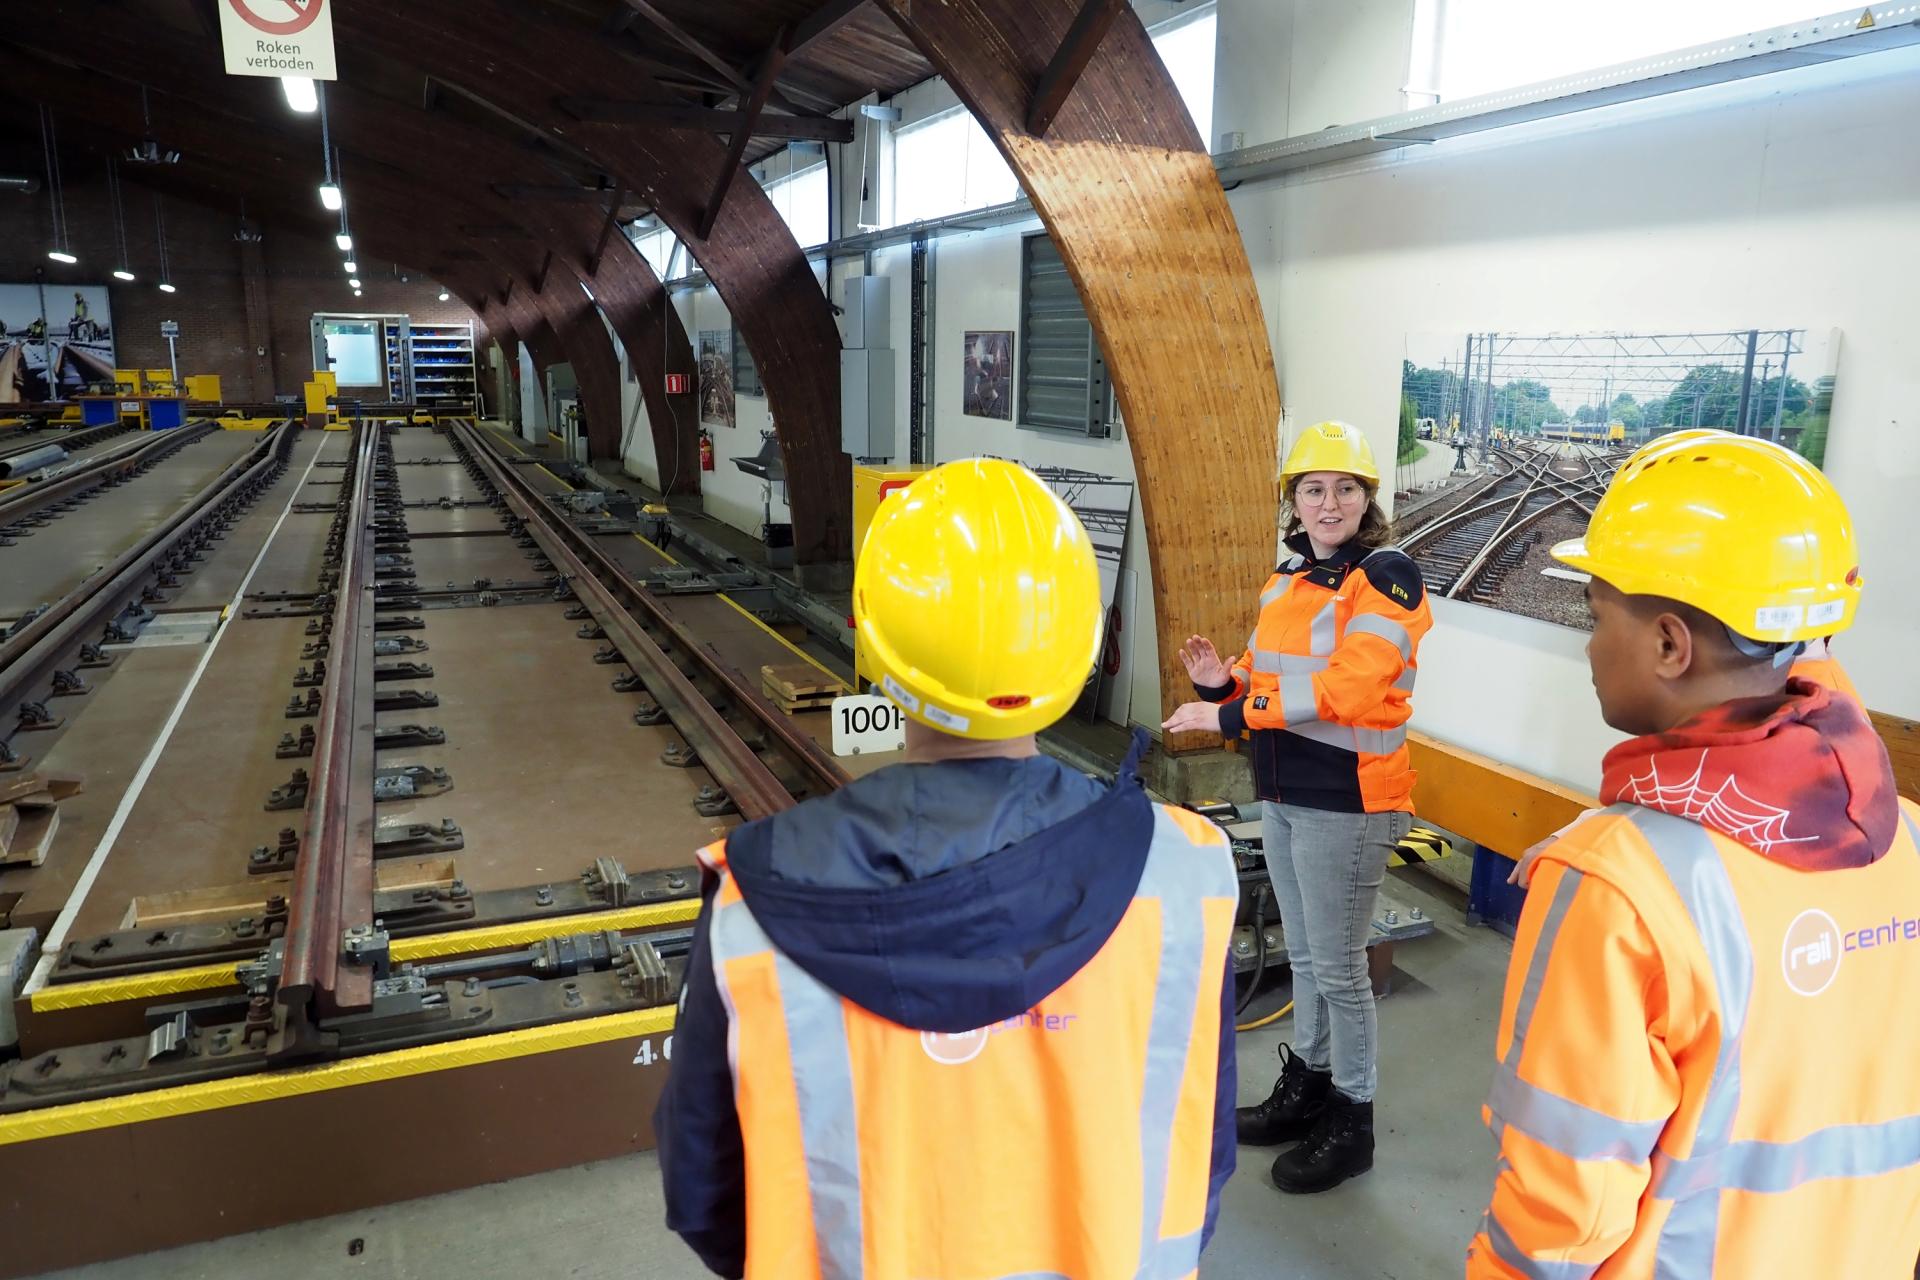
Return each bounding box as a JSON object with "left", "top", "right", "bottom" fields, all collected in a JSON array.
[{"left": 1392, "top": 826, "right": 1452, "bottom": 866}]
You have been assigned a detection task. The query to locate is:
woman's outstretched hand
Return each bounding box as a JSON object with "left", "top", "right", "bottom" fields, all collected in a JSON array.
[
  {"left": 1162, "top": 701, "right": 1223, "bottom": 736},
  {"left": 1177, "top": 635, "right": 1230, "bottom": 689}
]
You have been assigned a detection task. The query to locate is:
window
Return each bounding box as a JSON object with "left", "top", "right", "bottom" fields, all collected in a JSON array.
[
  {"left": 1421, "top": 0, "right": 1826, "bottom": 101},
  {"left": 889, "top": 107, "right": 1020, "bottom": 227},
  {"left": 627, "top": 222, "right": 681, "bottom": 279},
  {"left": 733, "top": 322, "right": 763, "bottom": 399},
  {"left": 1150, "top": 4, "right": 1217, "bottom": 150},
  {"left": 1019, "top": 233, "right": 1110, "bottom": 437},
  {"left": 760, "top": 151, "right": 830, "bottom": 248}
]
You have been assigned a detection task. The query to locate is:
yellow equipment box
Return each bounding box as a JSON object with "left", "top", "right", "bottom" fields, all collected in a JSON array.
[
  {"left": 304, "top": 372, "right": 340, "bottom": 428},
  {"left": 184, "top": 374, "right": 222, "bottom": 403},
  {"left": 851, "top": 465, "right": 930, "bottom": 693}
]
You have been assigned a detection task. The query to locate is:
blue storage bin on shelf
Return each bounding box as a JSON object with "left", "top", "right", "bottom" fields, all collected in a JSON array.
[{"left": 1467, "top": 844, "right": 1529, "bottom": 935}]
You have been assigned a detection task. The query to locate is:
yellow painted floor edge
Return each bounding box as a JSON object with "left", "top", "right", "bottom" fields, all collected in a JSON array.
[
  {"left": 32, "top": 962, "right": 239, "bottom": 1012},
  {"left": 390, "top": 900, "right": 699, "bottom": 961},
  {"left": 0, "top": 1006, "right": 674, "bottom": 1145},
  {"left": 31, "top": 901, "right": 700, "bottom": 1012}
]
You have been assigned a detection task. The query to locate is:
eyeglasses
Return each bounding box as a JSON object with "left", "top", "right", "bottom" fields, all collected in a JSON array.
[{"left": 1295, "top": 481, "right": 1368, "bottom": 507}]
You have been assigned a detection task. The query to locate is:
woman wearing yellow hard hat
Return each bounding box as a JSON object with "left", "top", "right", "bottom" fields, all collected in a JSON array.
[{"left": 1163, "top": 420, "right": 1433, "bottom": 1195}]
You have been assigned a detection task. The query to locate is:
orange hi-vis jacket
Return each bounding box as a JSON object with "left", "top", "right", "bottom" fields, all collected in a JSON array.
[
  {"left": 1204, "top": 535, "right": 1432, "bottom": 813},
  {"left": 1791, "top": 652, "right": 1863, "bottom": 704},
  {"left": 1469, "top": 801, "right": 1920, "bottom": 1279},
  {"left": 697, "top": 804, "right": 1240, "bottom": 1280}
]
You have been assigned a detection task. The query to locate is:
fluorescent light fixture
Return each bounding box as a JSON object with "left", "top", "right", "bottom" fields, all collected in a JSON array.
[
  {"left": 283, "top": 77, "right": 318, "bottom": 114},
  {"left": 437, "top": 290, "right": 450, "bottom": 301},
  {"left": 348, "top": 278, "right": 361, "bottom": 289},
  {"left": 343, "top": 259, "right": 357, "bottom": 272},
  {"left": 112, "top": 268, "right": 135, "bottom": 282},
  {"left": 318, "top": 183, "right": 342, "bottom": 211},
  {"left": 158, "top": 281, "right": 176, "bottom": 293},
  {"left": 335, "top": 233, "right": 353, "bottom": 252},
  {"left": 47, "top": 250, "right": 77, "bottom": 264}
]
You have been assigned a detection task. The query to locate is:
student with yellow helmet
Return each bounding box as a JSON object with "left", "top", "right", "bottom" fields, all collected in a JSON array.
[
  {"left": 657, "top": 459, "right": 1242, "bottom": 1278},
  {"left": 1470, "top": 434, "right": 1920, "bottom": 1278}
]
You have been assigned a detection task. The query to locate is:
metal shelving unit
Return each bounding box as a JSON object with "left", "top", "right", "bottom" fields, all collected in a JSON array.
[{"left": 407, "top": 319, "right": 476, "bottom": 408}]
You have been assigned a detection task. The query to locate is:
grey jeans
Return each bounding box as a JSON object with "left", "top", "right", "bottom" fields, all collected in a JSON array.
[{"left": 1260, "top": 801, "right": 1412, "bottom": 1102}]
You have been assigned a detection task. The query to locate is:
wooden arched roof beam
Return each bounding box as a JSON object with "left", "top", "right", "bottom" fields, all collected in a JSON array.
[
  {"left": 336, "top": 0, "right": 852, "bottom": 561},
  {"left": 872, "top": 0, "right": 1283, "bottom": 741}
]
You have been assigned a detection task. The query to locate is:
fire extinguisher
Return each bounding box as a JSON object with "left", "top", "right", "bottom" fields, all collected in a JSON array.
[{"left": 699, "top": 431, "right": 715, "bottom": 472}]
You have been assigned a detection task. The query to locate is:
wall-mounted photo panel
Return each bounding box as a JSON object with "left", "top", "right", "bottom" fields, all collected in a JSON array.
[
  {"left": 962, "top": 330, "right": 1013, "bottom": 421},
  {"left": 1394, "top": 327, "right": 1842, "bottom": 631},
  {"left": 0, "top": 283, "right": 117, "bottom": 403},
  {"left": 698, "top": 328, "right": 735, "bottom": 428}
]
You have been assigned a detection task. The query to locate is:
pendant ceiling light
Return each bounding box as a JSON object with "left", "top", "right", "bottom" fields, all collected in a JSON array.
[
  {"left": 39, "top": 106, "right": 75, "bottom": 264},
  {"left": 153, "top": 193, "right": 176, "bottom": 292},
  {"left": 317, "top": 82, "right": 341, "bottom": 210},
  {"left": 107, "top": 157, "right": 134, "bottom": 280},
  {"left": 283, "top": 76, "right": 318, "bottom": 114}
]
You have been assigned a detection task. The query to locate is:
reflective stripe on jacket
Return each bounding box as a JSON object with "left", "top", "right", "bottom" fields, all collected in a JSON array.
[
  {"left": 701, "top": 805, "right": 1239, "bottom": 1280},
  {"left": 1205, "top": 536, "right": 1431, "bottom": 813},
  {"left": 1469, "top": 800, "right": 1920, "bottom": 1279}
]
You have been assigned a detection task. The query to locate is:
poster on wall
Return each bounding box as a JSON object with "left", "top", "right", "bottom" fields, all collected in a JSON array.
[
  {"left": 0, "top": 283, "right": 116, "bottom": 404},
  {"left": 698, "top": 329, "right": 735, "bottom": 428},
  {"left": 962, "top": 330, "right": 1013, "bottom": 421},
  {"left": 1395, "top": 327, "right": 1842, "bottom": 631}
]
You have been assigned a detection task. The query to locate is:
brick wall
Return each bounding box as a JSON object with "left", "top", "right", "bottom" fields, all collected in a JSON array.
[{"left": 1, "top": 175, "right": 488, "bottom": 407}]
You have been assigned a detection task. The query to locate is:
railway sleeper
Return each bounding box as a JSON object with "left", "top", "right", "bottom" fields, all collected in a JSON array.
[
  {"left": 1, "top": 938, "right": 688, "bottom": 1112},
  {"left": 49, "top": 858, "right": 693, "bottom": 987}
]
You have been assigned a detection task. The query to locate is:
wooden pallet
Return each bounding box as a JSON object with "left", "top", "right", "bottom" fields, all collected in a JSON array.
[
  {"left": 0, "top": 770, "right": 79, "bottom": 868},
  {"left": 760, "top": 663, "right": 842, "bottom": 716}
]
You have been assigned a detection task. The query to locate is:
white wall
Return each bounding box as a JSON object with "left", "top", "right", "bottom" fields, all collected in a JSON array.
[
  {"left": 1213, "top": 0, "right": 1414, "bottom": 147},
  {"left": 1224, "top": 33, "right": 1920, "bottom": 783}
]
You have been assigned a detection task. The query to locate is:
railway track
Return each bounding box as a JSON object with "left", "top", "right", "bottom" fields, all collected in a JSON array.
[
  {"left": 0, "top": 420, "right": 221, "bottom": 542},
  {"left": 1, "top": 418, "right": 855, "bottom": 1112},
  {"left": 1400, "top": 442, "right": 1624, "bottom": 604},
  {"left": 0, "top": 422, "right": 294, "bottom": 771},
  {"left": 0, "top": 420, "right": 135, "bottom": 468}
]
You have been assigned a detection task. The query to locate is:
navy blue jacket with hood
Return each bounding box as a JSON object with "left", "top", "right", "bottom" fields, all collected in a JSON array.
[{"left": 654, "top": 736, "right": 1238, "bottom": 1277}]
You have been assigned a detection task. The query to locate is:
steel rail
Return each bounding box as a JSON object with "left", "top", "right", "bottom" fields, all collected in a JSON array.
[
  {"left": 279, "top": 422, "right": 381, "bottom": 1029},
  {"left": 452, "top": 420, "right": 848, "bottom": 818},
  {"left": 0, "top": 424, "right": 294, "bottom": 762},
  {"left": 0, "top": 421, "right": 217, "bottom": 525},
  {"left": 0, "top": 419, "right": 132, "bottom": 463}
]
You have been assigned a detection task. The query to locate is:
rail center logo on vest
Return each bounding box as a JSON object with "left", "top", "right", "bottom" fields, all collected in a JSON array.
[
  {"left": 921, "top": 1029, "right": 989, "bottom": 1065},
  {"left": 1781, "top": 908, "right": 1841, "bottom": 997}
]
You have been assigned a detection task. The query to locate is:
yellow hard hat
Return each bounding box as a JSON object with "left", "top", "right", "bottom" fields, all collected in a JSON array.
[
  {"left": 855, "top": 459, "right": 1100, "bottom": 740},
  {"left": 1553, "top": 435, "right": 1861, "bottom": 643},
  {"left": 1622, "top": 427, "right": 1732, "bottom": 466},
  {"left": 1279, "top": 420, "right": 1379, "bottom": 487}
]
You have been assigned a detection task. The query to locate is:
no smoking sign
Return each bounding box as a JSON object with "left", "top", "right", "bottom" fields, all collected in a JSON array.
[{"left": 218, "top": 0, "right": 337, "bottom": 80}]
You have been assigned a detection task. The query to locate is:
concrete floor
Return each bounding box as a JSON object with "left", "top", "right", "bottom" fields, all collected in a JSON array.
[{"left": 37, "top": 869, "right": 1504, "bottom": 1280}]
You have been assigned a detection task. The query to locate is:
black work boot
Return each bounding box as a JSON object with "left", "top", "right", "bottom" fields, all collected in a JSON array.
[
  {"left": 1270, "top": 1090, "right": 1374, "bottom": 1194},
  {"left": 1236, "top": 1043, "right": 1332, "bottom": 1145}
]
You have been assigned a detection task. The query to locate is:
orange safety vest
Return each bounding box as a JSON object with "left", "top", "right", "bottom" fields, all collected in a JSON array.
[
  {"left": 1470, "top": 801, "right": 1920, "bottom": 1278},
  {"left": 1217, "top": 542, "right": 1431, "bottom": 813},
  {"left": 698, "top": 805, "right": 1239, "bottom": 1280}
]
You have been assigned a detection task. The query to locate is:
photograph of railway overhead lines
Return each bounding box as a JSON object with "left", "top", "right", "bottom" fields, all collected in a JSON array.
[{"left": 1394, "top": 327, "right": 1842, "bottom": 629}]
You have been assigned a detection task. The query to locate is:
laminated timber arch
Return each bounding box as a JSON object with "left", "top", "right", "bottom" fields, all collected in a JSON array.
[
  {"left": 1, "top": 19, "right": 699, "bottom": 492},
  {"left": 336, "top": 1, "right": 853, "bottom": 560},
  {"left": 874, "top": 0, "right": 1282, "bottom": 737}
]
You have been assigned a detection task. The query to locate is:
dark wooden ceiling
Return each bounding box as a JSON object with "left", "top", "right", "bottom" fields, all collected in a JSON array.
[{"left": 0, "top": 0, "right": 934, "bottom": 269}]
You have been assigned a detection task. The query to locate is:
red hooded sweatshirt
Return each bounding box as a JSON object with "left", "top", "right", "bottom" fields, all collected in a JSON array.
[{"left": 1599, "top": 678, "right": 1900, "bottom": 871}]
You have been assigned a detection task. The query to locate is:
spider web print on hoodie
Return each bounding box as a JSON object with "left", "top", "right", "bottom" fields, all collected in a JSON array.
[{"left": 1599, "top": 678, "right": 1901, "bottom": 871}]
